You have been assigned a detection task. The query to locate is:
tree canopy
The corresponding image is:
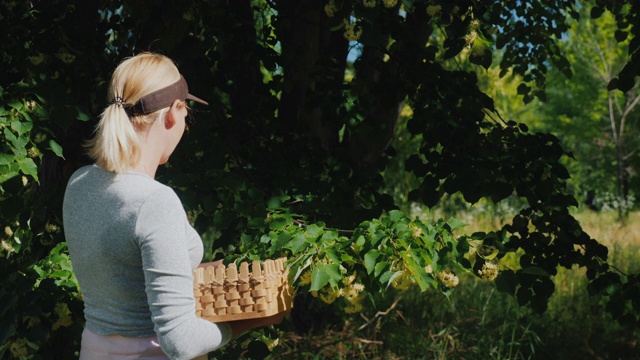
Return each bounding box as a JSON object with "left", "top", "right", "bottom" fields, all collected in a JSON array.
[{"left": 1, "top": 0, "right": 639, "bottom": 358}]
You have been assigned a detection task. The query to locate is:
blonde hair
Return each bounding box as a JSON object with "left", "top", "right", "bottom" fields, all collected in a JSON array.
[{"left": 85, "top": 52, "right": 181, "bottom": 173}]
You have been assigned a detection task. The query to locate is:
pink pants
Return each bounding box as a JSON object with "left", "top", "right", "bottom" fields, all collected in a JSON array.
[
  {"left": 79, "top": 328, "right": 208, "bottom": 360},
  {"left": 79, "top": 328, "right": 169, "bottom": 360}
]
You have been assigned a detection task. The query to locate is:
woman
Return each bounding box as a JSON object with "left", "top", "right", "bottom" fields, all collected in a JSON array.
[{"left": 63, "top": 53, "right": 285, "bottom": 360}]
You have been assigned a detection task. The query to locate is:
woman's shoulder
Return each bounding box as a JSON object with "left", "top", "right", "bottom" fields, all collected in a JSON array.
[{"left": 66, "top": 164, "right": 174, "bottom": 199}]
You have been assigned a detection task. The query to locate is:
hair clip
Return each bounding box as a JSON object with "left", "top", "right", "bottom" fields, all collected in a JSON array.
[{"left": 111, "top": 96, "right": 125, "bottom": 108}]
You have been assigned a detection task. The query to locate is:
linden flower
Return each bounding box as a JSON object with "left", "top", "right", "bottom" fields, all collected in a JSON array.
[
  {"left": 324, "top": 0, "right": 338, "bottom": 17},
  {"left": 478, "top": 262, "right": 499, "bottom": 281},
  {"left": 55, "top": 302, "right": 71, "bottom": 317},
  {"left": 343, "top": 273, "right": 356, "bottom": 286},
  {"left": 345, "top": 301, "right": 364, "bottom": 314},
  {"left": 53, "top": 315, "right": 72, "bottom": 330},
  {"left": 424, "top": 264, "right": 433, "bottom": 274},
  {"left": 343, "top": 20, "right": 363, "bottom": 41},
  {"left": 25, "top": 100, "right": 38, "bottom": 112},
  {"left": 383, "top": 0, "right": 397, "bottom": 8},
  {"left": 22, "top": 176, "right": 28, "bottom": 187},
  {"left": 391, "top": 271, "right": 415, "bottom": 290},
  {"left": 362, "top": 0, "right": 377, "bottom": 8},
  {"left": 343, "top": 283, "right": 366, "bottom": 313},
  {"left": 23, "top": 316, "right": 40, "bottom": 329},
  {"left": 437, "top": 270, "right": 459, "bottom": 288},
  {"left": 345, "top": 301, "right": 363, "bottom": 313},
  {"left": 53, "top": 303, "right": 73, "bottom": 330},
  {"left": 299, "top": 270, "right": 312, "bottom": 285},
  {"left": 45, "top": 223, "right": 60, "bottom": 233},
  {"left": 29, "top": 53, "right": 44, "bottom": 65},
  {"left": 318, "top": 287, "right": 340, "bottom": 304},
  {"left": 9, "top": 338, "right": 29, "bottom": 358},
  {"left": 342, "top": 283, "right": 365, "bottom": 301},
  {"left": 34, "top": 132, "right": 47, "bottom": 143},
  {"left": 426, "top": 5, "right": 442, "bottom": 17},
  {"left": 56, "top": 50, "right": 76, "bottom": 64},
  {"left": 1, "top": 240, "right": 15, "bottom": 253},
  {"left": 465, "top": 31, "right": 478, "bottom": 48},
  {"left": 5, "top": 226, "right": 13, "bottom": 237},
  {"left": 469, "top": 19, "right": 480, "bottom": 31},
  {"left": 27, "top": 147, "right": 39, "bottom": 158},
  {"left": 410, "top": 224, "right": 422, "bottom": 238},
  {"left": 263, "top": 337, "right": 280, "bottom": 351}
]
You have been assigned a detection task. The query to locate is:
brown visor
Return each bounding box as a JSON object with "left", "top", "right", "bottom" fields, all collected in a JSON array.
[{"left": 124, "top": 75, "right": 208, "bottom": 117}]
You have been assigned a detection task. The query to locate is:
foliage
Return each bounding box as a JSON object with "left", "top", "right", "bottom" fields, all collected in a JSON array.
[
  {"left": 269, "top": 211, "right": 640, "bottom": 360},
  {"left": 529, "top": 4, "right": 640, "bottom": 219},
  {"left": 1, "top": 0, "right": 640, "bottom": 358}
]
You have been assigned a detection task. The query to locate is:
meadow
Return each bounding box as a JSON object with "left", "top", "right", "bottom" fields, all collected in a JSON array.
[{"left": 267, "top": 210, "right": 640, "bottom": 360}]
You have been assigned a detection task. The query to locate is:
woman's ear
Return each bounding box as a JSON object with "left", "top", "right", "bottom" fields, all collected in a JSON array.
[{"left": 164, "top": 99, "right": 183, "bottom": 129}]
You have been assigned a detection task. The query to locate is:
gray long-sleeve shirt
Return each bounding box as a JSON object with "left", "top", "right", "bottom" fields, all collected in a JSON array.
[{"left": 63, "top": 165, "right": 231, "bottom": 360}]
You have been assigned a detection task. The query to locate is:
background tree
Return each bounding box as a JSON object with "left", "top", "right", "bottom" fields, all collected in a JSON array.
[
  {"left": 531, "top": 5, "right": 640, "bottom": 219},
  {"left": 1, "top": 0, "right": 639, "bottom": 358}
]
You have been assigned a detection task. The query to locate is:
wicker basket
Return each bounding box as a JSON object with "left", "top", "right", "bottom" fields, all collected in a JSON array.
[{"left": 193, "top": 258, "right": 293, "bottom": 322}]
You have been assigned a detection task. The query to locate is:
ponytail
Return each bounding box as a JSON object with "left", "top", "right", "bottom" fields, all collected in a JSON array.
[
  {"left": 85, "top": 103, "right": 142, "bottom": 173},
  {"left": 84, "top": 53, "right": 180, "bottom": 173}
]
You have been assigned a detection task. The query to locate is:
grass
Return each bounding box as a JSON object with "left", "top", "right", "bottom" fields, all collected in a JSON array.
[{"left": 267, "top": 210, "right": 640, "bottom": 359}]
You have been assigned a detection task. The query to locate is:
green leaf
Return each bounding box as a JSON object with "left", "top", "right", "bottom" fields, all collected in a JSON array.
[
  {"left": 305, "top": 224, "right": 323, "bottom": 239},
  {"left": 590, "top": 6, "right": 604, "bottom": 19},
  {"left": 8, "top": 101, "right": 23, "bottom": 110},
  {"left": 469, "top": 46, "right": 492, "bottom": 70},
  {"left": 387, "top": 210, "right": 405, "bottom": 222},
  {"left": 380, "top": 270, "right": 402, "bottom": 288},
  {"left": 530, "top": 294, "right": 548, "bottom": 313},
  {"left": 521, "top": 266, "right": 549, "bottom": 277},
  {"left": 310, "top": 265, "right": 331, "bottom": 291},
  {"left": 11, "top": 120, "right": 32, "bottom": 135},
  {"left": 517, "top": 83, "right": 530, "bottom": 95},
  {"left": 285, "top": 232, "right": 307, "bottom": 253},
  {"left": 269, "top": 215, "right": 290, "bottom": 230},
  {"left": 33, "top": 266, "right": 46, "bottom": 278},
  {"left": 0, "top": 153, "right": 13, "bottom": 165},
  {"left": 401, "top": 249, "right": 430, "bottom": 290},
  {"left": 364, "top": 249, "right": 381, "bottom": 274},
  {"left": 324, "top": 247, "right": 341, "bottom": 265},
  {"left": 272, "top": 231, "right": 292, "bottom": 252},
  {"left": 446, "top": 218, "right": 467, "bottom": 231},
  {"left": 310, "top": 263, "right": 342, "bottom": 291},
  {"left": 47, "top": 139, "right": 64, "bottom": 159},
  {"left": 371, "top": 230, "right": 386, "bottom": 246},
  {"left": 329, "top": 22, "right": 345, "bottom": 32},
  {"left": 477, "top": 244, "right": 499, "bottom": 260},
  {"left": 495, "top": 270, "right": 516, "bottom": 295},
  {"left": 246, "top": 340, "right": 271, "bottom": 359},
  {"left": 374, "top": 261, "right": 388, "bottom": 277},
  {"left": 19, "top": 158, "right": 38, "bottom": 178},
  {"left": 75, "top": 106, "right": 91, "bottom": 121},
  {"left": 324, "top": 263, "right": 342, "bottom": 282},
  {"left": 247, "top": 217, "right": 264, "bottom": 229},
  {"left": 4, "top": 128, "right": 18, "bottom": 146}
]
